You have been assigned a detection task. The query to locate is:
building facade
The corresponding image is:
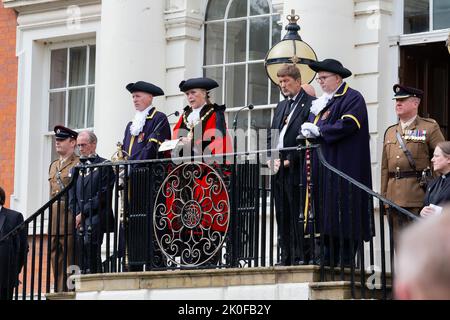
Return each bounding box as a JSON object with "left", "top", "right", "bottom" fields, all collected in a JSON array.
[{"left": 0, "top": 0, "right": 449, "bottom": 217}]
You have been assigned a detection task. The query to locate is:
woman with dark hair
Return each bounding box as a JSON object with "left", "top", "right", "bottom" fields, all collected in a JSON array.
[
  {"left": 420, "top": 141, "right": 450, "bottom": 217},
  {"left": 0, "top": 187, "right": 28, "bottom": 300}
]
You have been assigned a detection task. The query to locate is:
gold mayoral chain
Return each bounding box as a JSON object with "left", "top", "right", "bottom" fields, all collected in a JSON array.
[{"left": 183, "top": 107, "right": 214, "bottom": 139}]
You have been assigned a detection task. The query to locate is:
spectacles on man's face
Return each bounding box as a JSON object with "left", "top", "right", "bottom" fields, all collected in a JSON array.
[{"left": 315, "top": 75, "right": 335, "bottom": 83}]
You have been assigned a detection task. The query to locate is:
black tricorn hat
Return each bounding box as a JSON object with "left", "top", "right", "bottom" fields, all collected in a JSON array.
[
  {"left": 126, "top": 81, "right": 164, "bottom": 96},
  {"left": 54, "top": 125, "right": 78, "bottom": 140},
  {"left": 392, "top": 84, "right": 424, "bottom": 100},
  {"left": 308, "top": 58, "right": 352, "bottom": 79},
  {"left": 179, "top": 77, "right": 219, "bottom": 92}
]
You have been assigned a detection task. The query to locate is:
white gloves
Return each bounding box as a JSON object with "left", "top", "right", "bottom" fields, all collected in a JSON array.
[{"left": 301, "top": 122, "right": 321, "bottom": 138}]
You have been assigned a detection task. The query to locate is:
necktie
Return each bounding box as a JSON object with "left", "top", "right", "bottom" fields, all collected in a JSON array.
[{"left": 281, "top": 99, "right": 295, "bottom": 128}]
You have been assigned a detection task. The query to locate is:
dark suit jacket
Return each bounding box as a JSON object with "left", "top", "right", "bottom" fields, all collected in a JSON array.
[
  {"left": 424, "top": 173, "right": 450, "bottom": 207},
  {"left": 70, "top": 156, "right": 116, "bottom": 234},
  {"left": 267, "top": 89, "right": 315, "bottom": 183},
  {"left": 0, "top": 207, "right": 28, "bottom": 288}
]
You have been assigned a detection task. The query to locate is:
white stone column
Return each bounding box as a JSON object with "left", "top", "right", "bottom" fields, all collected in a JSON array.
[
  {"left": 164, "top": 0, "right": 204, "bottom": 122},
  {"left": 95, "top": 0, "right": 167, "bottom": 158}
]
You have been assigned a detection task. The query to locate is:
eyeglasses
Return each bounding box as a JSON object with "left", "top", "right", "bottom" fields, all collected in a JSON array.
[{"left": 315, "top": 75, "right": 335, "bottom": 83}]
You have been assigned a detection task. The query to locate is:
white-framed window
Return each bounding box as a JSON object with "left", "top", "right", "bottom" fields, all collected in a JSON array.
[
  {"left": 45, "top": 40, "right": 96, "bottom": 161},
  {"left": 404, "top": 0, "right": 450, "bottom": 34},
  {"left": 203, "top": 0, "right": 282, "bottom": 151}
]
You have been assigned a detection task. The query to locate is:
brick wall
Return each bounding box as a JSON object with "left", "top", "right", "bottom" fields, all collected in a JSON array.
[{"left": 0, "top": 3, "right": 17, "bottom": 207}]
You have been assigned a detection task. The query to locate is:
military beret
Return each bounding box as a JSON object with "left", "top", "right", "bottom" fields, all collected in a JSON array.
[
  {"left": 179, "top": 77, "right": 219, "bottom": 92},
  {"left": 126, "top": 81, "right": 164, "bottom": 96},
  {"left": 54, "top": 125, "right": 78, "bottom": 140},
  {"left": 392, "top": 84, "right": 424, "bottom": 100},
  {"left": 308, "top": 58, "right": 352, "bottom": 79}
]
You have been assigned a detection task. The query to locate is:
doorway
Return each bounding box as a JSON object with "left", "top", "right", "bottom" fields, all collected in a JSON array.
[{"left": 399, "top": 41, "right": 450, "bottom": 139}]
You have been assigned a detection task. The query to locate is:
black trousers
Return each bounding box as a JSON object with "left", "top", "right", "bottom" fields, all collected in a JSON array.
[
  {"left": 322, "top": 235, "right": 359, "bottom": 267},
  {"left": 274, "top": 180, "right": 303, "bottom": 265},
  {"left": 0, "top": 286, "right": 14, "bottom": 300}
]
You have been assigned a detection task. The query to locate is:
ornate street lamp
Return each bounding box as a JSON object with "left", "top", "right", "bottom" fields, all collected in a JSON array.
[{"left": 265, "top": 10, "right": 317, "bottom": 85}]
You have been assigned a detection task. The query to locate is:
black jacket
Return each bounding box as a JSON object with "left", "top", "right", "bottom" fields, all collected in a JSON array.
[
  {"left": 70, "top": 155, "right": 115, "bottom": 233},
  {"left": 0, "top": 207, "right": 28, "bottom": 288},
  {"left": 267, "top": 90, "right": 314, "bottom": 183}
]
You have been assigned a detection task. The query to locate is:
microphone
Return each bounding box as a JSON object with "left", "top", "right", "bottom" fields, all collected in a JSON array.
[
  {"left": 167, "top": 111, "right": 180, "bottom": 118},
  {"left": 233, "top": 104, "right": 254, "bottom": 130}
]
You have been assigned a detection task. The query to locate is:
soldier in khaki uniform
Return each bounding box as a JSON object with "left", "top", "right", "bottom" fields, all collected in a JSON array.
[
  {"left": 48, "top": 125, "right": 79, "bottom": 292},
  {"left": 381, "top": 84, "right": 445, "bottom": 234}
]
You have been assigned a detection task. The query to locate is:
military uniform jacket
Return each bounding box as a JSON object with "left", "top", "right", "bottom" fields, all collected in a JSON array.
[
  {"left": 381, "top": 116, "right": 445, "bottom": 207},
  {"left": 48, "top": 153, "right": 79, "bottom": 235}
]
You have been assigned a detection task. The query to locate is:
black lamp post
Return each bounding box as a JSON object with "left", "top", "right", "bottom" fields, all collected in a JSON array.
[{"left": 264, "top": 10, "right": 317, "bottom": 85}]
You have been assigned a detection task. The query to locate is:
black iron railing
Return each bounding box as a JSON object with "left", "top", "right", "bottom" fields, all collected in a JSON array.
[{"left": 0, "top": 143, "right": 418, "bottom": 300}]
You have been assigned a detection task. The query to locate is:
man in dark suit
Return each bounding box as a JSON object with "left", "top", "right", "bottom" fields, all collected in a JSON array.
[
  {"left": 267, "top": 63, "right": 315, "bottom": 265},
  {"left": 0, "top": 186, "right": 28, "bottom": 300},
  {"left": 70, "top": 131, "right": 115, "bottom": 274}
]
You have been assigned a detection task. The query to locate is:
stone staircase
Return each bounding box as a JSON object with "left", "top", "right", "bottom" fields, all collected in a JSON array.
[{"left": 46, "top": 265, "right": 391, "bottom": 300}]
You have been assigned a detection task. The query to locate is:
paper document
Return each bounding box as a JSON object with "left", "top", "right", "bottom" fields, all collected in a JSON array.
[
  {"left": 430, "top": 204, "right": 443, "bottom": 215},
  {"left": 159, "top": 139, "right": 181, "bottom": 152}
]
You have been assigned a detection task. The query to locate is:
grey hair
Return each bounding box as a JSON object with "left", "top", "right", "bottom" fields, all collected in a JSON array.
[{"left": 79, "top": 130, "right": 97, "bottom": 144}]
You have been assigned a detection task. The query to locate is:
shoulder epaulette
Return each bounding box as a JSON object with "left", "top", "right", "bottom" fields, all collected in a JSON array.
[
  {"left": 421, "top": 117, "right": 438, "bottom": 124},
  {"left": 49, "top": 159, "right": 58, "bottom": 173},
  {"left": 383, "top": 123, "right": 397, "bottom": 140}
]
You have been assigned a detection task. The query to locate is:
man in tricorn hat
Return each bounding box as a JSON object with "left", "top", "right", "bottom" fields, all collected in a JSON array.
[
  {"left": 121, "top": 81, "right": 171, "bottom": 271},
  {"left": 381, "top": 84, "right": 444, "bottom": 234},
  {"left": 300, "top": 58, "right": 373, "bottom": 266},
  {"left": 122, "top": 81, "right": 171, "bottom": 160},
  {"left": 48, "top": 125, "right": 79, "bottom": 291}
]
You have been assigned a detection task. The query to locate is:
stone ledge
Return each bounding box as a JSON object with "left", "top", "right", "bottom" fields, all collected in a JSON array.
[
  {"left": 73, "top": 265, "right": 321, "bottom": 293},
  {"left": 46, "top": 292, "right": 76, "bottom": 300}
]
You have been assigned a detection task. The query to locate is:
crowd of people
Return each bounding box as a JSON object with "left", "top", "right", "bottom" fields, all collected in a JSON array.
[{"left": 1, "top": 56, "right": 449, "bottom": 299}]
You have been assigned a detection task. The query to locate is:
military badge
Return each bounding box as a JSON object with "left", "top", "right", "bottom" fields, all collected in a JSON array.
[
  {"left": 138, "top": 132, "right": 145, "bottom": 143},
  {"left": 321, "top": 110, "right": 331, "bottom": 121}
]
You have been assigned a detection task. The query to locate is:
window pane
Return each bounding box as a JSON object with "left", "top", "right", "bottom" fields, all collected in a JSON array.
[
  {"left": 50, "top": 49, "right": 67, "bottom": 89},
  {"left": 206, "top": 0, "right": 229, "bottom": 20},
  {"left": 271, "top": 81, "right": 280, "bottom": 104},
  {"left": 226, "top": 64, "right": 246, "bottom": 108},
  {"left": 48, "top": 92, "right": 66, "bottom": 131},
  {"left": 249, "top": 17, "right": 270, "bottom": 60},
  {"left": 272, "top": 15, "right": 282, "bottom": 46},
  {"left": 204, "top": 67, "right": 224, "bottom": 105},
  {"left": 89, "top": 46, "right": 96, "bottom": 85},
  {"left": 69, "top": 46, "right": 87, "bottom": 87},
  {"left": 227, "top": 110, "right": 249, "bottom": 151},
  {"left": 87, "top": 88, "right": 95, "bottom": 128},
  {"left": 205, "top": 22, "right": 224, "bottom": 65},
  {"left": 68, "top": 89, "right": 86, "bottom": 129},
  {"left": 404, "top": 0, "right": 430, "bottom": 34},
  {"left": 433, "top": 1, "right": 450, "bottom": 30},
  {"left": 248, "top": 63, "right": 268, "bottom": 105},
  {"left": 228, "top": 0, "right": 247, "bottom": 18},
  {"left": 226, "top": 20, "right": 247, "bottom": 63},
  {"left": 249, "top": 108, "right": 272, "bottom": 151},
  {"left": 250, "top": 0, "right": 269, "bottom": 16}
]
